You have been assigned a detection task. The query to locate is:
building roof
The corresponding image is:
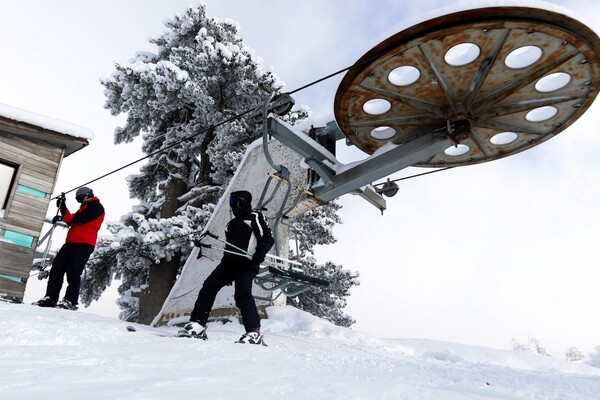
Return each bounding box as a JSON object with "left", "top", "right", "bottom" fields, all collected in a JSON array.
[{"left": 0, "top": 103, "right": 92, "bottom": 156}]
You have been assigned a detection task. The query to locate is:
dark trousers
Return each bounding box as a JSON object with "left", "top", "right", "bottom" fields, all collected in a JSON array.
[
  {"left": 46, "top": 242, "right": 94, "bottom": 305},
  {"left": 190, "top": 261, "right": 260, "bottom": 332}
]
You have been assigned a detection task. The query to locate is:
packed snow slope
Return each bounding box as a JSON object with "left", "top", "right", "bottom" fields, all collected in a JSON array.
[{"left": 1, "top": 302, "right": 599, "bottom": 400}]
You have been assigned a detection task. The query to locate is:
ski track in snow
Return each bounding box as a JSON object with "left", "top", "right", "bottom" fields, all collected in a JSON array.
[{"left": 1, "top": 302, "right": 599, "bottom": 400}]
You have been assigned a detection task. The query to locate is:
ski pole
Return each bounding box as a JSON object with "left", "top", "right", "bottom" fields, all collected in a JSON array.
[
  {"left": 38, "top": 224, "right": 55, "bottom": 275},
  {"left": 198, "top": 242, "right": 251, "bottom": 260},
  {"left": 196, "top": 241, "right": 304, "bottom": 276},
  {"left": 196, "top": 242, "right": 277, "bottom": 269},
  {"left": 202, "top": 231, "right": 301, "bottom": 266},
  {"left": 38, "top": 193, "right": 66, "bottom": 274}
]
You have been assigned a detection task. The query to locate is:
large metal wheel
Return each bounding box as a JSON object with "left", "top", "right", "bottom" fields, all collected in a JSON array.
[{"left": 334, "top": 3, "right": 600, "bottom": 167}]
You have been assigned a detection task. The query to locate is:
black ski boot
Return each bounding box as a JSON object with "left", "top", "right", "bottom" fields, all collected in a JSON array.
[
  {"left": 236, "top": 331, "right": 266, "bottom": 346},
  {"left": 177, "top": 321, "right": 207, "bottom": 339},
  {"left": 55, "top": 299, "right": 77, "bottom": 310},
  {"left": 32, "top": 296, "right": 56, "bottom": 307}
]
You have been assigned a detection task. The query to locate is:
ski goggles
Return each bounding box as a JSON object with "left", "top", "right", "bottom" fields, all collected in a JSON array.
[{"left": 76, "top": 193, "right": 90, "bottom": 203}]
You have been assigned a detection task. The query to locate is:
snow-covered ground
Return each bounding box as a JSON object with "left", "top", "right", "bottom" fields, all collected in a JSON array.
[{"left": 1, "top": 302, "right": 598, "bottom": 400}]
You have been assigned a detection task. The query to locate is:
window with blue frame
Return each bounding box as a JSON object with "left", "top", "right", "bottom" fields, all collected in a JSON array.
[
  {"left": 17, "top": 184, "right": 47, "bottom": 198},
  {"left": 1, "top": 229, "right": 34, "bottom": 247}
]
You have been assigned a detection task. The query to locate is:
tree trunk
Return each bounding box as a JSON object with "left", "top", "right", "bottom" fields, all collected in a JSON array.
[
  {"left": 136, "top": 253, "right": 181, "bottom": 325},
  {"left": 136, "top": 175, "right": 187, "bottom": 325}
]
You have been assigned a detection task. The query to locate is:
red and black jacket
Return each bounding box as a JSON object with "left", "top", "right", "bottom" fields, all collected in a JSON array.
[{"left": 62, "top": 197, "right": 105, "bottom": 246}]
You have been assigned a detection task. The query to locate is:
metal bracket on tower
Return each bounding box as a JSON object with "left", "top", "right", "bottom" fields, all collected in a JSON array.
[{"left": 267, "top": 117, "right": 451, "bottom": 212}]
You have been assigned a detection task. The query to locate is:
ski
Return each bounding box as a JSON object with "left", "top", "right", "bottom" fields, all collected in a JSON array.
[
  {"left": 125, "top": 325, "right": 267, "bottom": 345},
  {"left": 125, "top": 325, "right": 177, "bottom": 337}
]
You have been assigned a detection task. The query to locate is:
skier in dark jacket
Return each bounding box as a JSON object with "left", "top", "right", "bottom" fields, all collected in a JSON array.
[
  {"left": 178, "top": 190, "right": 274, "bottom": 345},
  {"left": 34, "top": 187, "right": 105, "bottom": 310}
]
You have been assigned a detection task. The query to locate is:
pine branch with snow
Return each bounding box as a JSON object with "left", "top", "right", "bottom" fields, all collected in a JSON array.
[
  {"left": 287, "top": 201, "right": 359, "bottom": 327},
  {"left": 289, "top": 256, "right": 360, "bottom": 327},
  {"left": 291, "top": 201, "right": 342, "bottom": 258}
]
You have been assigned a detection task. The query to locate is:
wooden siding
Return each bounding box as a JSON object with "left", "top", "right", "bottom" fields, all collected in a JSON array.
[
  {"left": 0, "top": 131, "right": 62, "bottom": 194},
  {"left": 0, "top": 242, "right": 32, "bottom": 278},
  {"left": 0, "top": 242, "right": 32, "bottom": 299},
  {"left": 0, "top": 130, "right": 63, "bottom": 300},
  {"left": 0, "top": 131, "right": 59, "bottom": 235},
  {"left": 0, "top": 275, "right": 27, "bottom": 300},
  {"left": 3, "top": 192, "right": 50, "bottom": 237}
]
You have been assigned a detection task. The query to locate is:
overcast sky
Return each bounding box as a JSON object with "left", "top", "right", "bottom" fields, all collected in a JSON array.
[{"left": 1, "top": 0, "right": 599, "bottom": 357}]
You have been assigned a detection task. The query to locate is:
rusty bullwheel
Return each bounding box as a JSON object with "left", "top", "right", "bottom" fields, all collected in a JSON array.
[{"left": 334, "top": 2, "right": 600, "bottom": 167}]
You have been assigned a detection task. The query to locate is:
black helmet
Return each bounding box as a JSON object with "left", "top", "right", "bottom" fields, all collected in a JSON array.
[
  {"left": 75, "top": 186, "right": 93, "bottom": 203},
  {"left": 229, "top": 190, "right": 252, "bottom": 216}
]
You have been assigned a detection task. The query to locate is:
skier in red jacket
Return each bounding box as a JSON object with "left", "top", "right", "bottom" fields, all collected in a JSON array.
[{"left": 34, "top": 187, "right": 105, "bottom": 310}]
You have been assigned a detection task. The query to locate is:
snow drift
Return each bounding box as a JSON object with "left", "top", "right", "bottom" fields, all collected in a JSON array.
[{"left": 1, "top": 302, "right": 599, "bottom": 400}]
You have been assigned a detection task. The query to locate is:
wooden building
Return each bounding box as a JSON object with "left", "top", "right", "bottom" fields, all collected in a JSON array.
[{"left": 0, "top": 103, "right": 92, "bottom": 302}]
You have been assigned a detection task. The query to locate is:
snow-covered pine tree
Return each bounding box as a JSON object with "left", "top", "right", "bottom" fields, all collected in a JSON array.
[
  {"left": 80, "top": 4, "right": 291, "bottom": 323},
  {"left": 565, "top": 346, "right": 584, "bottom": 362},
  {"left": 511, "top": 337, "right": 551, "bottom": 356},
  {"left": 79, "top": 4, "right": 353, "bottom": 326},
  {"left": 288, "top": 203, "right": 360, "bottom": 327},
  {"left": 589, "top": 346, "right": 600, "bottom": 367}
]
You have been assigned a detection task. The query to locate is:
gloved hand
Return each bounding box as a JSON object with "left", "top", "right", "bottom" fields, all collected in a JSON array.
[
  {"left": 252, "top": 252, "right": 265, "bottom": 265},
  {"left": 251, "top": 253, "right": 265, "bottom": 274},
  {"left": 56, "top": 195, "right": 67, "bottom": 212},
  {"left": 250, "top": 262, "right": 261, "bottom": 274},
  {"left": 38, "top": 269, "right": 50, "bottom": 280},
  {"left": 52, "top": 215, "right": 62, "bottom": 224}
]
